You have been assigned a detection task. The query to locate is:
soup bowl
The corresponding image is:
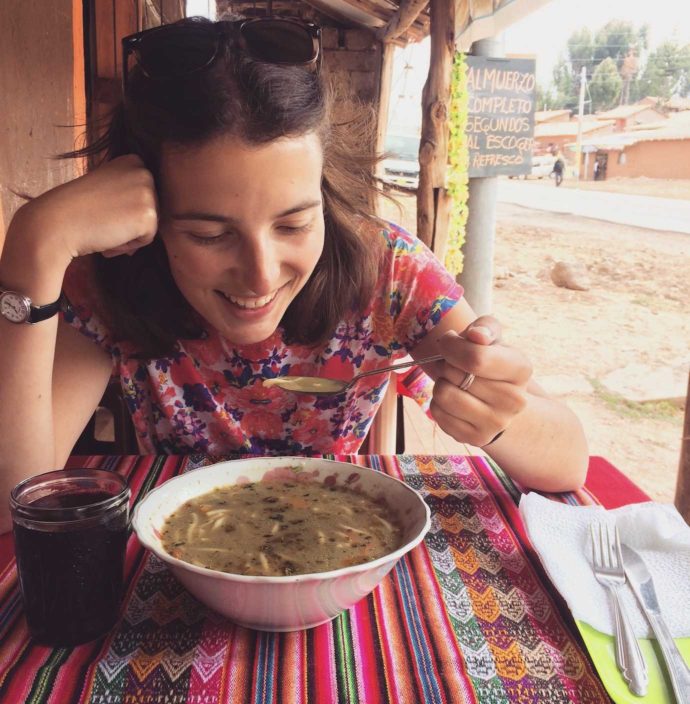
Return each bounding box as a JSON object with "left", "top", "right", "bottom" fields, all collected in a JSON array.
[{"left": 131, "top": 456, "right": 430, "bottom": 631}]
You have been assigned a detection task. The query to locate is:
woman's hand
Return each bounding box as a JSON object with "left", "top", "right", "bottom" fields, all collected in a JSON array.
[
  {"left": 429, "top": 315, "right": 533, "bottom": 447},
  {"left": 12, "top": 154, "right": 158, "bottom": 266}
]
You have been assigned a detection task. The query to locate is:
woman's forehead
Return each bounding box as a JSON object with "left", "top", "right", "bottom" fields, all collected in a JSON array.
[
  {"left": 161, "top": 132, "right": 323, "bottom": 164},
  {"left": 158, "top": 133, "right": 324, "bottom": 214}
]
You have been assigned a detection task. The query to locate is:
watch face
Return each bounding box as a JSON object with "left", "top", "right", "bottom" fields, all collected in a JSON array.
[{"left": 0, "top": 292, "right": 31, "bottom": 323}]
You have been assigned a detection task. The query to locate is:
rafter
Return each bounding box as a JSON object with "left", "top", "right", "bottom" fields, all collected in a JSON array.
[{"left": 377, "top": 0, "right": 429, "bottom": 42}]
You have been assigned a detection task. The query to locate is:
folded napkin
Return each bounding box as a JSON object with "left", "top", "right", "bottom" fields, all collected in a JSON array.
[{"left": 519, "top": 493, "right": 690, "bottom": 638}]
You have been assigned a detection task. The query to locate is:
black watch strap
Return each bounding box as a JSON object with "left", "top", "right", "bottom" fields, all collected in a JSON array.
[{"left": 28, "top": 293, "right": 64, "bottom": 323}]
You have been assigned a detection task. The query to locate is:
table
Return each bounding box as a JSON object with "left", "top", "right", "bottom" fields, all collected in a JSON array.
[{"left": 0, "top": 454, "right": 650, "bottom": 703}]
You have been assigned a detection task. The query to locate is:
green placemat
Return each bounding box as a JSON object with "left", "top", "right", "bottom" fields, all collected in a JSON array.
[{"left": 576, "top": 620, "right": 690, "bottom": 702}]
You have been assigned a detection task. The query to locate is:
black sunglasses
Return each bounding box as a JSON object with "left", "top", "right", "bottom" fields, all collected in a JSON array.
[{"left": 121, "top": 17, "right": 322, "bottom": 92}]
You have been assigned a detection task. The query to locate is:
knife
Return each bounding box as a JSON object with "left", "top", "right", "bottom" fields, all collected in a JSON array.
[{"left": 620, "top": 543, "right": 690, "bottom": 704}]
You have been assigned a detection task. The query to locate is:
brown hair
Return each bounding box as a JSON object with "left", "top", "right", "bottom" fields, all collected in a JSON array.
[{"left": 69, "top": 17, "right": 387, "bottom": 358}]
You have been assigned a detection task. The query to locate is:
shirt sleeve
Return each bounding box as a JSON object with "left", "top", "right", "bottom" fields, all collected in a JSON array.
[
  {"left": 61, "top": 257, "right": 117, "bottom": 357},
  {"left": 374, "top": 222, "right": 464, "bottom": 353}
]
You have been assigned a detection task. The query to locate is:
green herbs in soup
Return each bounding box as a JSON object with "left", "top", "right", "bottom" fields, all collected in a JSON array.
[{"left": 161, "top": 479, "right": 404, "bottom": 576}]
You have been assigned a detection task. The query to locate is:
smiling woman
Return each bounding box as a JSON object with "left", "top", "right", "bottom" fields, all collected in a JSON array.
[
  {"left": 158, "top": 134, "right": 326, "bottom": 346},
  {"left": 0, "top": 16, "right": 590, "bottom": 524}
]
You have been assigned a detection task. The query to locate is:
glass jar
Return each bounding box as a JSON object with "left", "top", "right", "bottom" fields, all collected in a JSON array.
[{"left": 10, "top": 468, "right": 130, "bottom": 646}]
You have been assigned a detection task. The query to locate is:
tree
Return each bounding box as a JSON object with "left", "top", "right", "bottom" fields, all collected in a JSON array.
[
  {"left": 592, "top": 20, "right": 648, "bottom": 70},
  {"left": 535, "top": 83, "right": 558, "bottom": 111},
  {"left": 589, "top": 57, "right": 622, "bottom": 111},
  {"left": 552, "top": 56, "right": 578, "bottom": 111},
  {"left": 546, "top": 20, "right": 648, "bottom": 111},
  {"left": 551, "top": 28, "right": 593, "bottom": 110},
  {"left": 637, "top": 41, "right": 690, "bottom": 100},
  {"left": 568, "top": 27, "right": 595, "bottom": 78}
]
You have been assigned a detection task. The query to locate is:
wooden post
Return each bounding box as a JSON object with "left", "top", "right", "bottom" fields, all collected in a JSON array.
[
  {"left": 417, "top": 0, "right": 455, "bottom": 254},
  {"left": 375, "top": 42, "right": 396, "bottom": 177},
  {"left": 368, "top": 41, "right": 399, "bottom": 455},
  {"left": 675, "top": 370, "right": 690, "bottom": 524}
]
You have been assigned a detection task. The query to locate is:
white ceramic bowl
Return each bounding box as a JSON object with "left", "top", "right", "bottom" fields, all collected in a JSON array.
[{"left": 132, "top": 456, "right": 430, "bottom": 631}]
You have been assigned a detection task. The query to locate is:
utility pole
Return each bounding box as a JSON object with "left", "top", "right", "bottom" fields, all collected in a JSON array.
[
  {"left": 575, "top": 65, "right": 587, "bottom": 181},
  {"left": 458, "top": 35, "right": 505, "bottom": 316}
]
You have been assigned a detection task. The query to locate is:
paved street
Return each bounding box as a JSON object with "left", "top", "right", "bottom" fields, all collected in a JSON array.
[{"left": 498, "top": 179, "right": 690, "bottom": 234}]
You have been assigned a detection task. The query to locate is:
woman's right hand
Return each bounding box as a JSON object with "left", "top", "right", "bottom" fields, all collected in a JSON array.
[{"left": 12, "top": 154, "right": 159, "bottom": 266}]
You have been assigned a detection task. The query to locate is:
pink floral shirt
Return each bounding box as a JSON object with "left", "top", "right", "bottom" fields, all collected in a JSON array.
[{"left": 63, "top": 223, "right": 462, "bottom": 455}]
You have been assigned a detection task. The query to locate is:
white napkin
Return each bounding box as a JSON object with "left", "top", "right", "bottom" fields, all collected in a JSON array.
[{"left": 519, "top": 492, "right": 690, "bottom": 638}]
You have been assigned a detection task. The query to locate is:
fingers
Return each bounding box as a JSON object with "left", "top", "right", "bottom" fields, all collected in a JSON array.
[
  {"left": 430, "top": 315, "right": 532, "bottom": 445},
  {"left": 462, "top": 315, "right": 501, "bottom": 345},
  {"left": 429, "top": 388, "right": 507, "bottom": 448},
  {"left": 101, "top": 234, "right": 155, "bottom": 258},
  {"left": 428, "top": 401, "right": 479, "bottom": 443},
  {"left": 127, "top": 160, "right": 160, "bottom": 238},
  {"left": 100, "top": 155, "right": 159, "bottom": 257},
  {"left": 433, "top": 375, "right": 527, "bottom": 418},
  {"left": 438, "top": 328, "right": 532, "bottom": 385},
  {"left": 430, "top": 376, "right": 526, "bottom": 444}
]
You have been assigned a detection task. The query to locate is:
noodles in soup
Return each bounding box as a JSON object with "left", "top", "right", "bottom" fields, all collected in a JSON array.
[{"left": 161, "top": 477, "right": 404, "bottom": 576}]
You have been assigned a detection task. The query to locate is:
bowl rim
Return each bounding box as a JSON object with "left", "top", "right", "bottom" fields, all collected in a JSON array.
[{"left": 131, "top": 456, "right": 431, "bottom": 583}]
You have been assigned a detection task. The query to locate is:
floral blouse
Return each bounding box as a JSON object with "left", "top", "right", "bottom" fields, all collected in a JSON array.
[{"left": 62, "top": 223, "right": 463, "bottom": 455}]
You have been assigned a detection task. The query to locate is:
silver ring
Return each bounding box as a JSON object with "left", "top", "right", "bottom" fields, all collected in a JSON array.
[{"left": 459, "top": 372, "right": 475, "bottom": 392}]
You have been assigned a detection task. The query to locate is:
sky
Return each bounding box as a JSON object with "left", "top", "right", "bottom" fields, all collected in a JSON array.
[
  {"left": 186, "top": 0, "right": 216, "bottom": 18},
  {"left": 504, "top": 0, "right": 690, "bottom": 85},
  {"left": 387, "top": 0, "right": 690, "bottom": 132}
]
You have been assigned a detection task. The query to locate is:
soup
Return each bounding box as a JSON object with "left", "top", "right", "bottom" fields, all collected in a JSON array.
[
  {"left": 262, "top": 376, "right": 346, "bottom": 394},
  {"left": 161, "top": 478, "right": 404, "bottom": 576}
]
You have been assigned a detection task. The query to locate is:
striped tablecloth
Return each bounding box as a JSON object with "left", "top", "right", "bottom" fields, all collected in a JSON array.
[{"left": 0, "top": 454, "right": 650, "bottom": 703}]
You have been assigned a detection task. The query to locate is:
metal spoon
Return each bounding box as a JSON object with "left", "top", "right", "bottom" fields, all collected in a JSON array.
[{"left": 261, "top": 354, "right": 444, "bottom": 396}]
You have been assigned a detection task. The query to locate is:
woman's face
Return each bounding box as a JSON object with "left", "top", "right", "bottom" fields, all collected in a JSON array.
[{"left": 158, "top": 133, "right": 325, "bottom": 345}]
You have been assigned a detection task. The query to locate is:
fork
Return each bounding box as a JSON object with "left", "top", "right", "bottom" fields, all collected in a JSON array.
[{"left": 590, "top": 522, "right": 649, "bottom": 696}]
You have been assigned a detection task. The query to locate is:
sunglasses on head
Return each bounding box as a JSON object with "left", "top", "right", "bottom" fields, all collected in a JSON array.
[{"left": 121, "top": 17, "right": 322, "bottom": 92}]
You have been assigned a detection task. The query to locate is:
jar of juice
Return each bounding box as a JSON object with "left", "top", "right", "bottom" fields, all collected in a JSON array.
[{"left": 10, "top": 468, "right": 130, "bottom": 646}]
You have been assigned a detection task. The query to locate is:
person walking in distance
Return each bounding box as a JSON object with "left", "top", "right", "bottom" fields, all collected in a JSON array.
[{"left": 552, "top": 152, "right": 564, "bottom": 187}]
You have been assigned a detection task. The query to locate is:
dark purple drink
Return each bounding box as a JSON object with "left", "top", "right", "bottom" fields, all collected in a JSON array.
[{"left": 11, "top": 470, "right": 130, "bottom": 647}]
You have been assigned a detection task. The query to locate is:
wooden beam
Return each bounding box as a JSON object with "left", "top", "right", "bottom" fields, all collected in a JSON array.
[
  {"left": 675, "top": 370, "right": 690, "bottom": 525},
  {"left": 72, "top": 0, "right": 87, "bottom": 163},
  {"left": 377, "top": 0, "right": 428, "bottom": 43},
  {"left": 143, "top": 0, "right": 185, "bottom": 29},
  {"left": 365, "top": 381, "right": 399, "bottom": 454},
  {"left": 115, "top": 0, "right": 138, "bottom": 79},
  {"left": 416, "top": 0, "right": 455, "bottom": 249},
  {"left": 375, "top": 42, "right": 396, "bottom": 158}
]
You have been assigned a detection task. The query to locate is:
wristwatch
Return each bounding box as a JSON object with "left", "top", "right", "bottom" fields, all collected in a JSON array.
[{"left": 0, "top": 288, "right": 63, "bottom": 324}]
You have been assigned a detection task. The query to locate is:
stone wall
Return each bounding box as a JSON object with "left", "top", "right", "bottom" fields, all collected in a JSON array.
[{"left": 321, "top": 26, "right": 382, "bottom": 107}]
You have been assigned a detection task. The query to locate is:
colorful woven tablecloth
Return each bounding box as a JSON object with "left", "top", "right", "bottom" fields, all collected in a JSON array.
[{"left": 0, "top": 454, "right": 649, "bottom": 703}]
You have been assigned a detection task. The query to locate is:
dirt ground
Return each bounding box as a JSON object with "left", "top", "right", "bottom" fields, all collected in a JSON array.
[
  {"left": 390, "top": 181, "right": 689, "bottom": 502},
  {"left": 492, "top": 202, "right": 688, "bottom": 502},
  {"left": 559, "top": 176, "right": 690, "bottom": 200}
]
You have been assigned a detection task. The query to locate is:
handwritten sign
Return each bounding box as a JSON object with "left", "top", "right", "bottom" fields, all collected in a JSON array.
[{"left": 465, "top": 57, "right": 536, "bottom": 177}]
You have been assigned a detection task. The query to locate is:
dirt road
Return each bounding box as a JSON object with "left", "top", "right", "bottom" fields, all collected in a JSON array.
[{"left": 494, "top": 203, "right": 688, "bottom": 501}]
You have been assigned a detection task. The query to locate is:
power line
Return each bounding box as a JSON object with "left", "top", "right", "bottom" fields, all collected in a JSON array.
[{"left": 560, "top": 57, "right": 689, "bottom": 63}]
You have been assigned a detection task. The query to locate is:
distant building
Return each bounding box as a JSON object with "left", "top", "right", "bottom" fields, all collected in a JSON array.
[
  {"left": 535, "top": 109, "right": 571, "bottom": 124},
  {"left": 534, "top": 119, "right": 615, "bottom": 160},
  {"left": 570, "top": 111, "right": 690, "bottom": 180},
  {"left": 593, "top": 103, "right": 666, "bottom": 132},
  {"left": 665, "top": 95, "right": 690, "bottom": 112}
]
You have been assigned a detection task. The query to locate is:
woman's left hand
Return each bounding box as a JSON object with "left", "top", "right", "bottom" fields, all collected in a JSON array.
[{"left": 429, "top": 315, "right": 533, "bottom": 447}]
